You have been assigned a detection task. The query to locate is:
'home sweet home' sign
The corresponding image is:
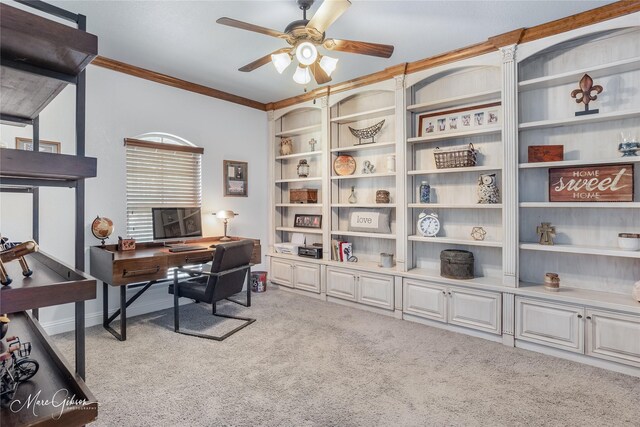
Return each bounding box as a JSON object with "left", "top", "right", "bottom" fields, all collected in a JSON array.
[{"left": 549, "top": 164, "right": 634, "bottom": 202}]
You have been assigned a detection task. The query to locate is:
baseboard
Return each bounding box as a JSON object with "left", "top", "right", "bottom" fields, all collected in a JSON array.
[
  {"left": 516, "top": 340, "right": 640, "bottom": 378},
  {"left": 42, "top": 284, "right": 194, "bottom": 336},
  {"left": 402, "top": 313, "right": 503, "bottom": 344}
]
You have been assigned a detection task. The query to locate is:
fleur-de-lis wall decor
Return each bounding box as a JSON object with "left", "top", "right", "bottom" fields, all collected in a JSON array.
[{"left": 570, "top": 73, "right": 603, "bottom": 116}]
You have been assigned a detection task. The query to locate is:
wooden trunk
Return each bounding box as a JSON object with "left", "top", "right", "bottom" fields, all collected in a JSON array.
[
  {"left": 289, "top": 188, "right": 318, "bottom": 204},
  {"left": 548, "top": 164, "right": 634, "bottom": 202},
  {"left": 528, "top": 145, "right": 564, "bottom": 162}
]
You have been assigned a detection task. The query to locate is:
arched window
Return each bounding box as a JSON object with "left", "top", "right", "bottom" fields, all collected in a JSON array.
[{"left": 125, "top": 133, "right": 203, "bottom": 241}]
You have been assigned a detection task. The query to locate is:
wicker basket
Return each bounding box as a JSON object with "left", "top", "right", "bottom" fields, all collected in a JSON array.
[{"left": 434, "top": 143, "right": 477, "bottom": 169}]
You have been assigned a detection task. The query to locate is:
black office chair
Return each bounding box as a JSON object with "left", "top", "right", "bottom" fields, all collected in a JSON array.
[{"left": 168, "top": 239, "right": 255, "bottom": 341}]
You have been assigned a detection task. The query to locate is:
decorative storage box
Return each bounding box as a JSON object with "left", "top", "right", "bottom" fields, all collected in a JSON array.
[
  {"left": 440, "top": 249, "right": 474, "bottom": 279},
  {"left": 434, "top": 143, "right": 477, "bottom": 169},
  {"left": 290, "top": 188, "right": 318, "bottom": 204}
]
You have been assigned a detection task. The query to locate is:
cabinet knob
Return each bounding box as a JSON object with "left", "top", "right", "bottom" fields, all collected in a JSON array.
[
  {"left": 586, "top": 316, "right": 592, "bottom": 320},
  {"left": 442, "top": 290, "right": 446, "bottom": 295},
  {"left": 577, "top": 314, "right": 583, "bottom": 319},
  {"left": 448, "top": 291, "right": 452, "bottom": 296}
]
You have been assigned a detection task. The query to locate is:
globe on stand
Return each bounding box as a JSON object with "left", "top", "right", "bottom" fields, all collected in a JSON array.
[{"left": 91, "top": 216, "right": 114, "bottom": 247}]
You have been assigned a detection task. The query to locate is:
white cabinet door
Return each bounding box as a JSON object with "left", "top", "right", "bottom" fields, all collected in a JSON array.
[
  {"left": 326, "top": 267, "right": 356, "bottom": 301},
  {"left": 294, "top": 262, "right": 321, "bottom": 293},
  {"left": 516, "top": 297, "right": 584, "bottom": 353},
  {"left": 403, "top": 279, "right": 447, "bottom": 322},
  {"left": 358, "top": 272, "right": 394, "bottom": 310},
  {"left": 270, "top": 258, "right": 293, "bottom": 288},
  {"left": 586, "top": 309, "right": 640, "bottom": 367},
  {"left": 448, "top": 287, "right": 501, "bottom": 335}
]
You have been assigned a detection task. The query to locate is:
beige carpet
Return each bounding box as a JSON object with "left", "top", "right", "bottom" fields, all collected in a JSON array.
[{"left": 53, "top": 288, "right": 639, "bottom": 426}]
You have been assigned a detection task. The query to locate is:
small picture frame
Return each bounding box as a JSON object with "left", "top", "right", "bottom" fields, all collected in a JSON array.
[
  {"left": 461, "top": 114, "right": 471, "bottom": 127},
  {"left": 449, "top": 116, "right": 458, "bottom": 130},
  {"left": 223, "top": 160, "right": 248, "bottom": 197},
  {"left": 487, "top": 109, "right": 499, "bottom": 124},
  {"left": 15, "top": 137, "right": 61, "bottom": 153},
  {"left": 474, "top": 112, "right": 485, "bottom": 126},
  {"left": 294, "top": 214, "right": 322, "bottom": 229}
]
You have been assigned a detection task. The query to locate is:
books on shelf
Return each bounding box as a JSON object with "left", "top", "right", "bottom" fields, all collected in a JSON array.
[{"left": 331, "top": 239, "right": 353, "bottom": 262}]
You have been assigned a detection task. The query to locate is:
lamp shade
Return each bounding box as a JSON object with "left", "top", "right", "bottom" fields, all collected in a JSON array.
[
  {"left": 319, "top": 55, "right": 339, "bottom": 76},
  {"left": 215, "top": 210, "right": 237, "bottom": 220},
  {"left": 271, "top": 52, "right": 292, "bottom": 74},
  {"left": 295, "top": 42, "right": 318, "bottom": 66},
  {"left": 292, "top": 65, "right": 311, "bottom": 85}
]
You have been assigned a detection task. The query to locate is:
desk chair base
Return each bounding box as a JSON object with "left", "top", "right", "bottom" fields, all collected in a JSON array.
[{"left": 174, "top": 300, "right": 255, "bottom": 341}]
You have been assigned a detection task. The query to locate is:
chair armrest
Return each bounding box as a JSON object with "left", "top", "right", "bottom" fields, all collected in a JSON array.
[{"left": 209, "top": 264, "right": 251, "bottom": 277}]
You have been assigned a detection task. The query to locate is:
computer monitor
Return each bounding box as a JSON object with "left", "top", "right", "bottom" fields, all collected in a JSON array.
[{"left": 151, "top": 207, "right": 203, "bottom": 241}]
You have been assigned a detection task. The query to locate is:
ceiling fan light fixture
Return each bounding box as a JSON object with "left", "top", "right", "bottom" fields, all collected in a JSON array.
[
  {"left": 296, "top": 42, "right": 318, "bottom": 66},
  {"left": 319, "top": 55, "right": 339, "bottom": 76},
  {"left": 292, "top": 65, "right": 311, "bottom": 85},
  {"left": 271, "top": 52, "right": 292, "bottom": 74}
]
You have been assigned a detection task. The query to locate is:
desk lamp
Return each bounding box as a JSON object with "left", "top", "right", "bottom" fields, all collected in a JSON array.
[{"left": 215, "top": 210, "right": 238, "bottom": 241}]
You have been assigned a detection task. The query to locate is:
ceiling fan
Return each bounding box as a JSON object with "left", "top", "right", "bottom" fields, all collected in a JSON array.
[{"left": 216, "top": 0, "right": 394, "bottom": 85}]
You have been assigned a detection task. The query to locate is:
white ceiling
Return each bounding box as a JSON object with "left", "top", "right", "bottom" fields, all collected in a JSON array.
[{"left": 44, "top": 0, "right": 614, "bottom": 104}]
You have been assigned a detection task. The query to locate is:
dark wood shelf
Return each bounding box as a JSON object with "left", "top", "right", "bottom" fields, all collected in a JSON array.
[
  {"left": 0, "top": 312, "right": 98, "bottom": 427},
  {"left": 0, "top": 3, "right": 98, "bottom": 123},
  {"left": 0, "top": 149, "right": 97, "bottom": 183},
  {"left": 0, "top": 252, "right": 96, "bottom": 314}
]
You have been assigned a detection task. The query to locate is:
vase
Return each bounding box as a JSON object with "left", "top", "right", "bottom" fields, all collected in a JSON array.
[{"left": 348, "top": 186, "right": 357, "bottom": 204}]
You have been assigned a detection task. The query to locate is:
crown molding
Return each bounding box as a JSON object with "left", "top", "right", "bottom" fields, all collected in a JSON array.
[
  {"left": 268, "top": 0, "right": 639, "bottom": 111},
  {"left": 91, "top": 56, "right": 267, "bottom": 111}
]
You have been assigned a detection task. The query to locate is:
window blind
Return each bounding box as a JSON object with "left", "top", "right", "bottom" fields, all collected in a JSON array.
[{"left": 125, "top": 140, "right": 202, "bottom": 242}]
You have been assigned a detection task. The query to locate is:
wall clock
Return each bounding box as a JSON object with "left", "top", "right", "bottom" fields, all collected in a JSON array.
[{"left": 417, "top": 212, "right": 440, "bottom": 237}]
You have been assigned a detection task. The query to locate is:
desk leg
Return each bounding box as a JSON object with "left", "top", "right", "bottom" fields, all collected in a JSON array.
[
  {"left": 75, "top": 301, "right": 86, "bottom": 380},
  {"left": 247, "top": 269, "right": 251, "bottom": 307},
  {"left": 120, "top": 285, "right": 127, "bottom": 341}
]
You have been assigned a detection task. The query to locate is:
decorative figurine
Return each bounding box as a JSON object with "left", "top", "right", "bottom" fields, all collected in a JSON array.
[
  {"left": 0, "top": 240, "right": 38, "bottom": 286},
  {"left": 571, "top": 73, "right": 603, "bottom": 116},
  {"left": 279, "top": 137, "right": 293, "bottom": 156},
  {"left": 361, "top": 160, "right": 376, "bottom": 174},
  {"left": 477, "top": 174, "right": 500, "bottom": 204},
  {"left": 0, "top": 336, "right": 39, "bottom": 405},
  {"left": 544, "top": 273, "right": 560, "bottom": 292},
  {"left": 471, "top": 227, "right": 487, "bottom": 241},
  {"left": 348, "top": 186, "right": 357, "bottom": 204},
  {"left": 348, "top": 120, "right": 385, "bottom": 145},
  {"left": 297, "top": 159, "right": 310, "bottom": 178},
  {"left": 308, "top": 138, "right": 317, "bottom": 152},
  {"left": 537, "top": 222, "right": 556, "bottom": 245}
]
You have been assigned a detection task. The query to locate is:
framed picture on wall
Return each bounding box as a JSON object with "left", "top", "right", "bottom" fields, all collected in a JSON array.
[
  {"left": 15, "top": 137, "right": 61, "bottom": 153},
  {"left": 224, "top": 160, "right": 248, "bottom": 197}
]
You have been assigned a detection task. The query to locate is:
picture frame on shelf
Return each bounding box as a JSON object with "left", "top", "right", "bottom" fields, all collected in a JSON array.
[
  {"left": 417, "top": 102, "right": 501, "bottom": 137},
  {"left": 15, "top": 137, "right": 61, "bottom": 153},
  {"left": 223, "top": 160, "right": 248, "bottom": 197},
  {"left": 294, "top": 214, "right": 322, "bottom": 229}
]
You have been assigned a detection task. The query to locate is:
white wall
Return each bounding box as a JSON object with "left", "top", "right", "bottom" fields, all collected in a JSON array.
[{"left": 0, "top": 65, "right": 269, "bottom": 334}]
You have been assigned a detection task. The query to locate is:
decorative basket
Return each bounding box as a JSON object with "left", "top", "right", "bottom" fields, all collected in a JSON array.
[{"left": 433, "top": 143, "right": 477, "bottom": 169}]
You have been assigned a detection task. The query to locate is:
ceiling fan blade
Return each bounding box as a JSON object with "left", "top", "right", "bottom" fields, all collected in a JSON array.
[
  {"left": 239, "top": 48, "right": 291, "bottom": 72},
  {"left": 307, "top": 0, "right": 351, "bottom": 34},
  {"left": 217, "top": 17, "right": 288, "bottom": 39},
  {"left": 309, "top": 61, "right": 332, "bottom": 85},
  {"left": 324, "top": 38, "right": 394, "bottom": 58}
]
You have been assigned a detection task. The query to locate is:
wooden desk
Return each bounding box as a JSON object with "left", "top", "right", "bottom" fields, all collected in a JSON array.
[{"left": 90, "top": 236, "right": 261, "bottom": 341}]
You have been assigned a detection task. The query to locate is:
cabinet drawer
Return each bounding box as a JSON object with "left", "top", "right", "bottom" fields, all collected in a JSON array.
[
  {"left": 112, "top": 258, "right": 167, "bottom": 285},
  {"left": 270, "top": 258, "right": 293, "bottom": 287},
  {"left": 403, "top": 279, "right": 447, "bottom": 322},
  {"left": 294, "top": 262, "right": 321, "bottom": 293},
  {"left": 516, "top": 297, "right": 584, "bottom": 353},
  {"left": 326, "top": 267, "right": 356, "bottom": 301},
  {"left": 358, "top": 272, "right": 394, "bottom": 310},
  {"left": 449, "top": 287, "right": 501, "bottom": 335},
  {"left": 586, "top": 309, "right": 640, "bottom": 367},
  {"left": 167, "top": 252, "right": 213, "bottom": 267}
]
